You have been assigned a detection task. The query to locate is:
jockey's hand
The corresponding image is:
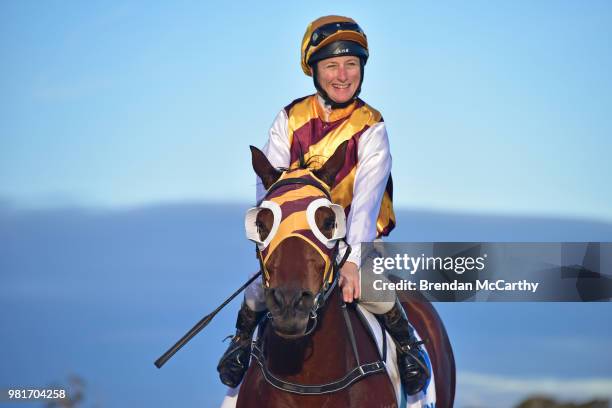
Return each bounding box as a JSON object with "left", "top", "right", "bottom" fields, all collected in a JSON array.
[{"left": 338, "top": 261, "right": 360, "bottom": 303}]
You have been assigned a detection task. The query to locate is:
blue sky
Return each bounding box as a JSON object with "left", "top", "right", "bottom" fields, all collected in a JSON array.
[{"left": 2, "top": 1, "right": 612, "bottom": 220}]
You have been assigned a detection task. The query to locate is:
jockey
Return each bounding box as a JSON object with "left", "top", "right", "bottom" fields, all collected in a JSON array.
[{"left": 217, "top": 15, "right": 430, "bottom": 396}]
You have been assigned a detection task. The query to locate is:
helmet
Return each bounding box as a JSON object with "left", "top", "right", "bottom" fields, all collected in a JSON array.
[
  {"left": 301, "top": 15, "right": 369, "bottom": 76},
  {"left": 301, "top": 16, "right": 369, "bottom": 108}
]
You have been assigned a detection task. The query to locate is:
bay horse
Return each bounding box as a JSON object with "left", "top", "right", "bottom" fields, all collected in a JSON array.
[{"left": 234, "top": 142, "right": 455, "bottom": 407}]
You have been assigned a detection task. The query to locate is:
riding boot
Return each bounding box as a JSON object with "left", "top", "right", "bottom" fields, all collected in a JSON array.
[
  {"left": 379, "top": 298, "right": 430, "bottom": 395},
  {"left": 217, "top": 302, "right": 266, "bottom": 388}
]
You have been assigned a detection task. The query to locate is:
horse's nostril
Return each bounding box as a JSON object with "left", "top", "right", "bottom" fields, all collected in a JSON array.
[
  {"left": 272, "top": 288, "right": 285, "bottom": 308},
  {"left": 295, "top": 290, "right": 314, "bottom": 309}
]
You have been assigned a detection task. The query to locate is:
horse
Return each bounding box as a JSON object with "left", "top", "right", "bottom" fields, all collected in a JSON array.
[{"left": 233, "top": 141, "right": 455, "bottom": 407}]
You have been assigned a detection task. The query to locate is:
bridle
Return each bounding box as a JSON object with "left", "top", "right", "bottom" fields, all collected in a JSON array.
[{"left": 255, "top": 176, "right": 351, "bottom": 339}]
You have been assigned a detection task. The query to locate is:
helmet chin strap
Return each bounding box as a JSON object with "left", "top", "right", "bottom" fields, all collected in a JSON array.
[{"left": 312, "top": 60, "right": 365, "bottom": 110}]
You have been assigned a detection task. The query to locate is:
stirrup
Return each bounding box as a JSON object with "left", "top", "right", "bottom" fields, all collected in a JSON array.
[
  {"left": 217, "top": 334, "right": 254, "bottom": 388},
  {"left": 217, "top": 303, "right": 265, "bottom": 387},
  {"left": 399, "top": 340, "right": 429, "bottom": 375},
  {"left": 397, "top": 340, "right": 430, "bottom": 395}
]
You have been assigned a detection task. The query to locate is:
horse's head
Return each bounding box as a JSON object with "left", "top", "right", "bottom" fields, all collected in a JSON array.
[{"left": 246, "top": 141, "right": 348, "bottom": 338}]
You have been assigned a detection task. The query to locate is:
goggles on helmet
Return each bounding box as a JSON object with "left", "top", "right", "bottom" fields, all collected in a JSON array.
[
  {"left": 304, "top": 21, "right": 366, "bottom": 65},
  {"left": 310, "top": 22, "right": 365, "bottom": 47}
]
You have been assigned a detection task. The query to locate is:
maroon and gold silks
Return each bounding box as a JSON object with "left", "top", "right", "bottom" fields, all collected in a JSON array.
[{"left": 283, "top": 95, "right": 395, "bottom": 237}]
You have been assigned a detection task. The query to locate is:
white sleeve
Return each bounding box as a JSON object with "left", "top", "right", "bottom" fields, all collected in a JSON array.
[
  {"left": 344, "top": 122, "right": 392, "bottom": 266},
  {"left": 255, "top": 109, "right": 291, "bottom": 202}
]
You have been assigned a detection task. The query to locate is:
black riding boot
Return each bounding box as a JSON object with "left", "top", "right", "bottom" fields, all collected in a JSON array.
[
  {"left": 379, "top": 298, "right": 430, "bottom": 395},
  {"left": 217, "top": 302, "right": 265, "bottom": 388}
]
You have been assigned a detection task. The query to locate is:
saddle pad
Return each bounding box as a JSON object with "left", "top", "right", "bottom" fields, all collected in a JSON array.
[
  {"left": 220, "top": 310, "right": 437, "bottom": 408},
  {"left": 356, "top": 304, "right": 436, "bottom": 408}
]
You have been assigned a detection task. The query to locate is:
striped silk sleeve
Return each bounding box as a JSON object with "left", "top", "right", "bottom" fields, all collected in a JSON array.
[
  {"left": 256, "top": 109, "right": 291, "bottom": 203},
  {"left": 345, "top": 122, "right": 392, "bottom": 266}
]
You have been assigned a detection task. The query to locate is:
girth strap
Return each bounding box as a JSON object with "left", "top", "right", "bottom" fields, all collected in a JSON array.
[{"left": 251, "top": 342, "right": 385, "bottom": 395}]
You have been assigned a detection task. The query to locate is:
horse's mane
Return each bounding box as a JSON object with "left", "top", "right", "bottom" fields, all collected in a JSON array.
[{"left": 277, "top": 152, "right": 329, "bottom": 173}]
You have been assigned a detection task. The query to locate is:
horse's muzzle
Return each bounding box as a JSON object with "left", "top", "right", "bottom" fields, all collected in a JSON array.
[{"left": 264, "top": 287, "right": 315, "bottom": 336}]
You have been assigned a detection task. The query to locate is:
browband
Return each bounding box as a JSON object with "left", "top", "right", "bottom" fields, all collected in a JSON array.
[{"left": 263, "top": 177, "right": 331, "bottom": 201}]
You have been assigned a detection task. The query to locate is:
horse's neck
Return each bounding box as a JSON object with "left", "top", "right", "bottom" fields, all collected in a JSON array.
[{"left": 264, "top": 287, "right": 353, "bottom": 379}]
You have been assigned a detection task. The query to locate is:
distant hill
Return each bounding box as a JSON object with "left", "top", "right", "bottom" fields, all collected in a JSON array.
[{"left": 515, "top": 396, "right": 610, "bottom": 408}]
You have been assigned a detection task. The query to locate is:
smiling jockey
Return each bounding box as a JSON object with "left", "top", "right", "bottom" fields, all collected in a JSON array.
[{"left": 217, "top": 15, "right": 430, "bottom": 396}]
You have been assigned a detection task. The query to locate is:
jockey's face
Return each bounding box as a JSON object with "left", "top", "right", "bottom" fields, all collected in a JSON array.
[{"left": 315, "top": 56, "right": 361, "bottom": 104}]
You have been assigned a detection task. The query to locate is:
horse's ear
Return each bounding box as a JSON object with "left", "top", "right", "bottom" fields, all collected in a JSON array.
[
  {"left": 313, "top": 140, "right": 348, "bottom": 188},
  {"left": 250, "top": 145, "right": 282, "bottom": 190}
]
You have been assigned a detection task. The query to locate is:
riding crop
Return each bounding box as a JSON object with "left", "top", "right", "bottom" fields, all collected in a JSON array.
[{"left": 154, "top": 271, "right": 262, "bottom": 368}]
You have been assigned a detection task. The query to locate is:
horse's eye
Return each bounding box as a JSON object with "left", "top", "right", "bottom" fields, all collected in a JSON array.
[
  {"left": 315, "top": 207, "right": 336, "bottom": 239},
  {"left": 256, "top": 209, "right": 274, "bottom": 241},
  {"left": 256, "top": 221, "right": 265, "bottom": 232},
  {"left": 323, "top": 217, "right": 335, "bottom": 231}
]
